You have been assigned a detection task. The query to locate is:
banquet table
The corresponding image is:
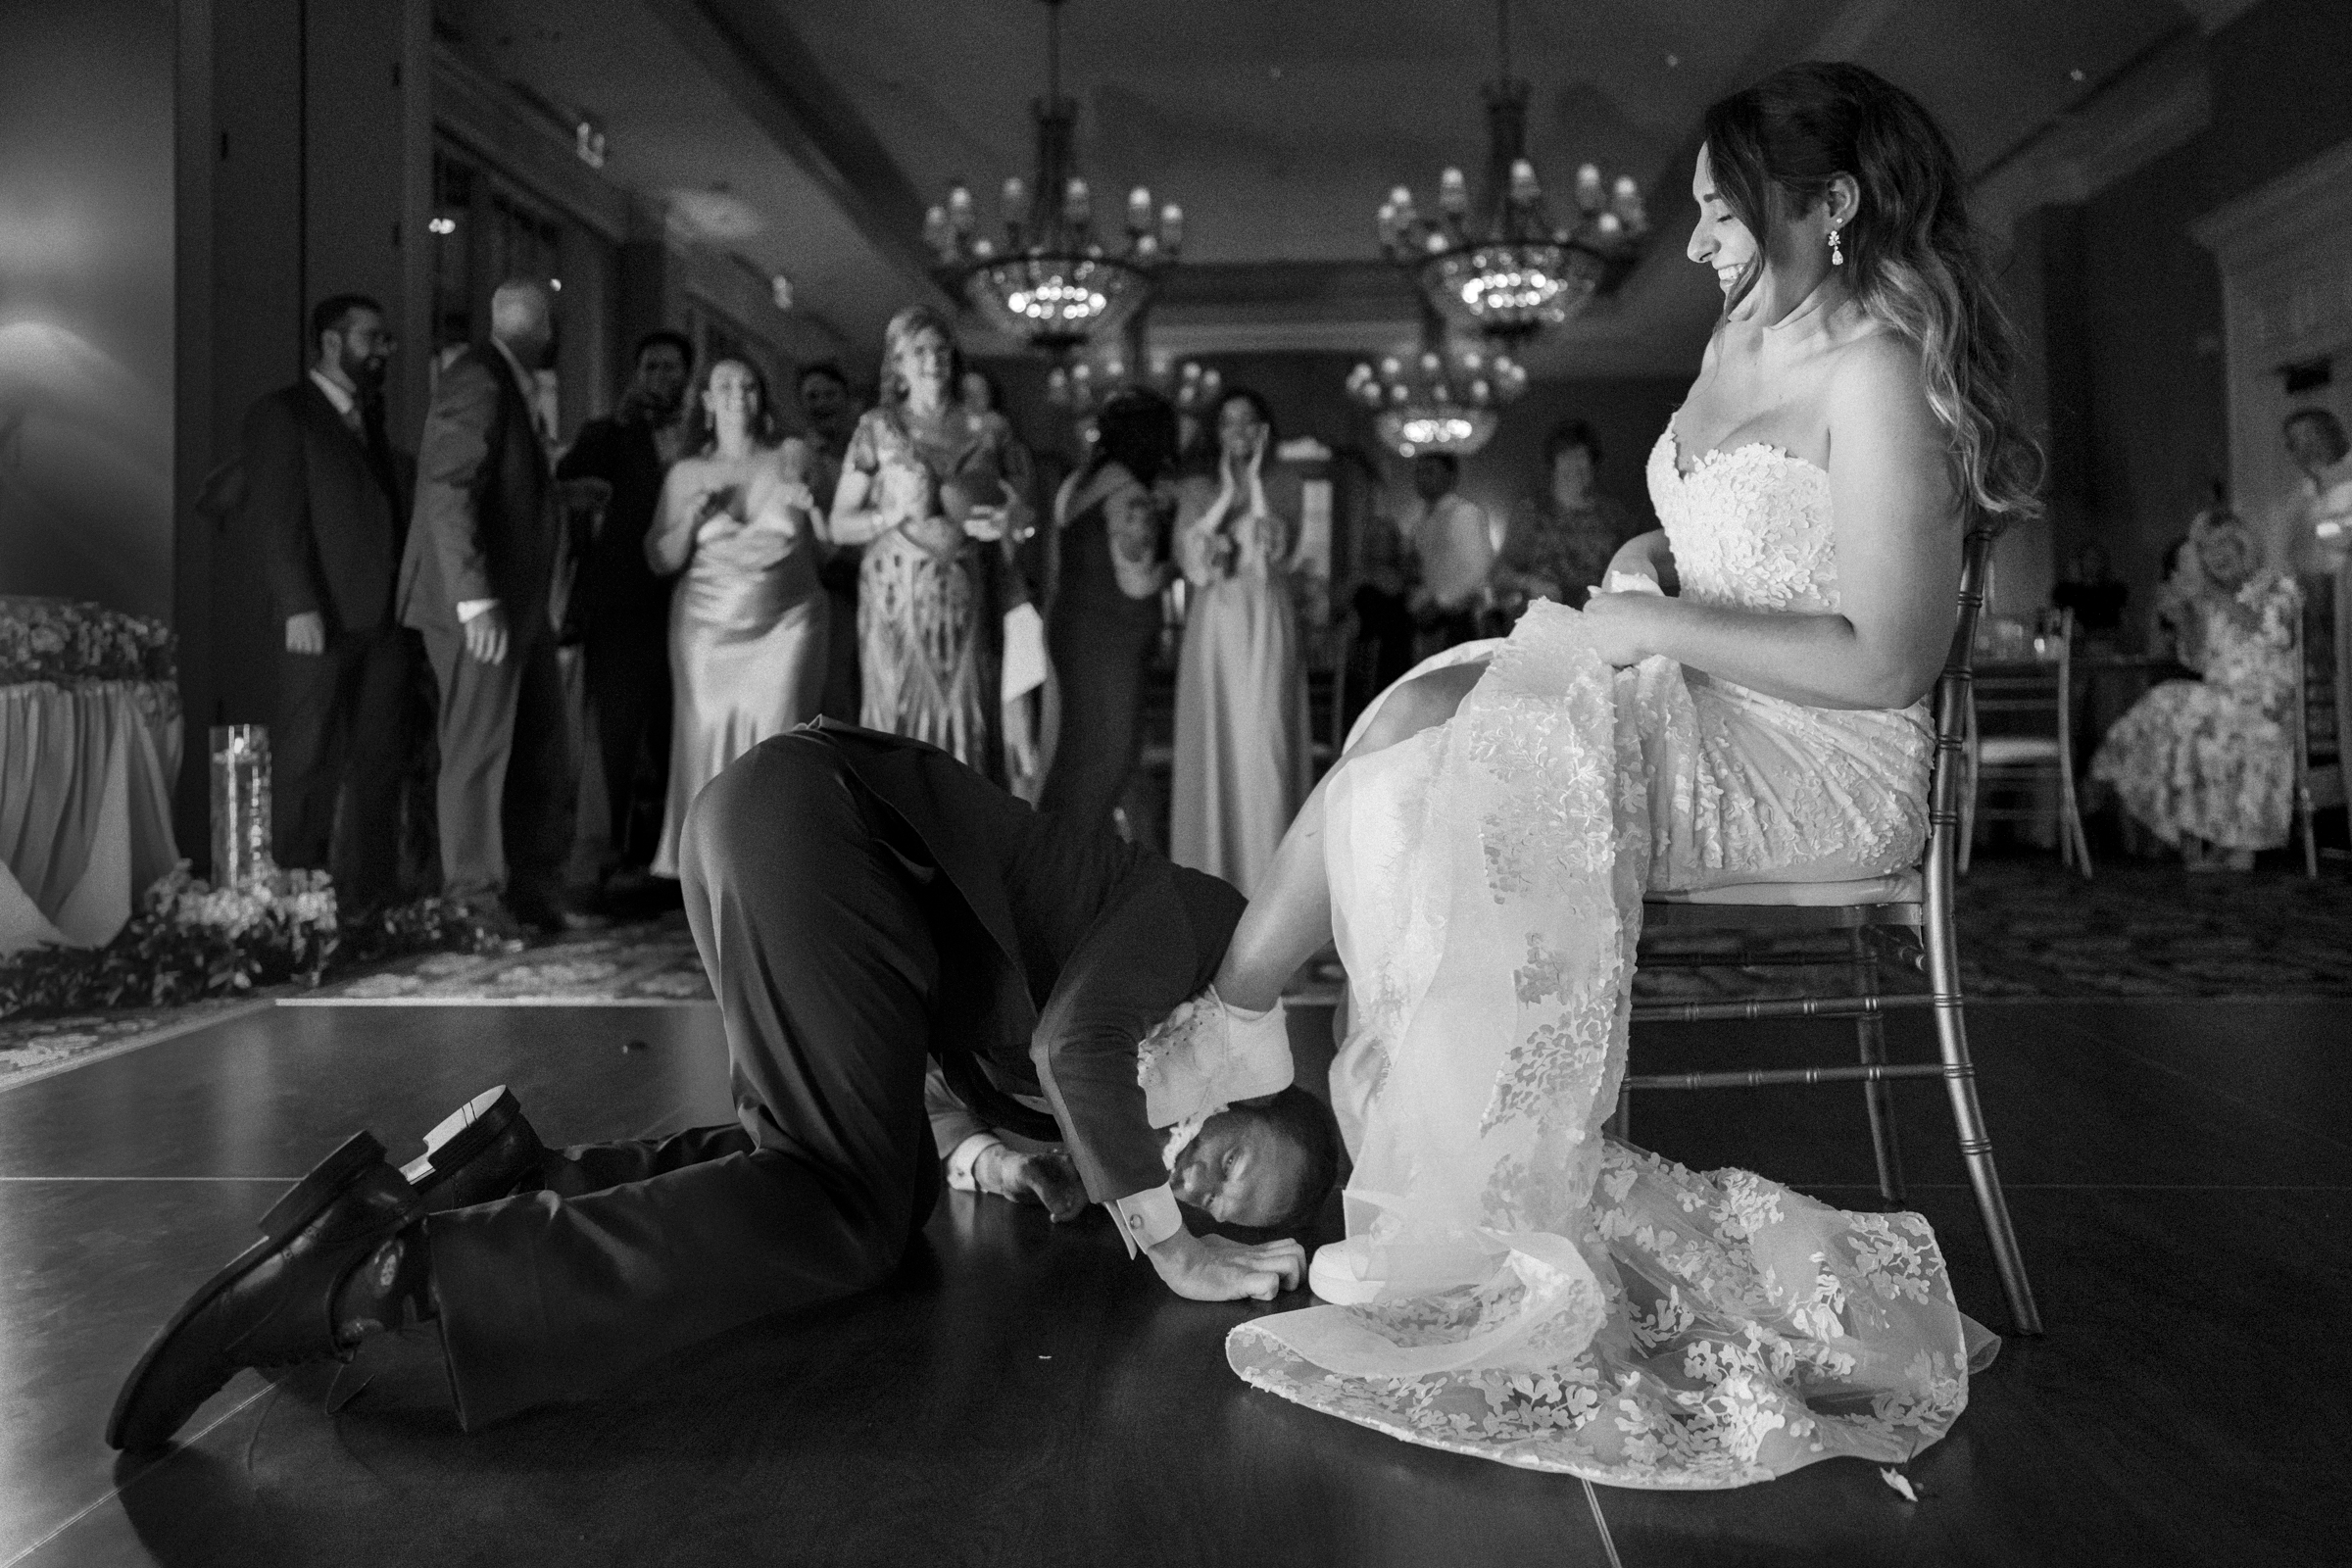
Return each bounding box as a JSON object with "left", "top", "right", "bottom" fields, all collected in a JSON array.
[{"left": 1, "top": 680, "right": 183, "bottom": 956}]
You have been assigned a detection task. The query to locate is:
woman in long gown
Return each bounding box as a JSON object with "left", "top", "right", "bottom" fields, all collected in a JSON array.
[
  {"left": 828, "top": 306, "right": 1035, "bottom": 781},
  {"left": 1036, "top": 387, "right": 1182, "bottom": 834},
  {"left": 1158, "top": 65, "right": 2043, "bottom": 1489},
  {"left": 2093, "top": 511, "right": 2298, "bottom": 869},
  {"left": 1170, "top": 389, "right": 1311, "bottom": 895},
  {"left": 645, "top": 358, "right": 828, "bottom": 878}
]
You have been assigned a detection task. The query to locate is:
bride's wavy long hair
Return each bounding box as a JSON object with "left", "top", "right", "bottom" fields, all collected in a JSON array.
[{"left": 1703, "top": 63, "right": 2043, "bottom": 528}]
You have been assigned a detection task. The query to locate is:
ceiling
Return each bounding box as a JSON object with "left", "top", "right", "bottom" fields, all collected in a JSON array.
[{"left": 450, "top": 0, "right": 2218, "bottom": 378}]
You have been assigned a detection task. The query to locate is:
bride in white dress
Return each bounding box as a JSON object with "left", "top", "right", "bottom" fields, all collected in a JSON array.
[{"left": 1195, "top": 64, "right": 2044, "bottom": 1488}]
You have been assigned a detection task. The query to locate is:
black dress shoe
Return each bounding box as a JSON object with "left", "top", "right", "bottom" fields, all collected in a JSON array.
[
  {"left": 107, "top": 1132, "right": 423, "bottom": 1451},
  {"left": 398, "top": 1086, "right": 547, "bottom": 1212}
]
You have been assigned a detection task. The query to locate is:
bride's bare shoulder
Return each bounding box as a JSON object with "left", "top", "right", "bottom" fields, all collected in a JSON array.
[{"left": 1826, "top": 328, "right": 1936, "bottom": 442}]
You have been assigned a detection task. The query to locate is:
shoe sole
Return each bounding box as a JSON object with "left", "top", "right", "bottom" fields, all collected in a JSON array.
[
  {"left": 106, "top": 1130, "right": 411, "bottom": 1451},
  {"left": 398, "top": 1086, "right": 520, "bottom": 1192}
]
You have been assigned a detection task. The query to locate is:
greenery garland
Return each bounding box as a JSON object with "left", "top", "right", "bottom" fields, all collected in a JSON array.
[{"left": 0, "top": 863, "right": 516, "bottom": 1019}]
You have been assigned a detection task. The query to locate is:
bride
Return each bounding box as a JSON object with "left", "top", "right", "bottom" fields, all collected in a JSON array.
[{"left": 1203, "top": 63, "right": 2041, "bottom": 1488}]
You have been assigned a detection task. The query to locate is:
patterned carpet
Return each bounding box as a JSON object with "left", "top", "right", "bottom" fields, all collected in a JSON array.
[{"left": 8, "top": 857, "right": 2350, "bottom": 1091}]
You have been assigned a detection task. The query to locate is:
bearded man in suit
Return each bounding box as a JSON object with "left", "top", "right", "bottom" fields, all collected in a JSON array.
[
  {"left": 399, "top": 278, "right": 592, "bottom": 936},
  {"left": 243, "top": 294, "right": 416, "bottom": 913},
  {"left": 109, "top": 721, "right": 1339, "bottom": 1446}
]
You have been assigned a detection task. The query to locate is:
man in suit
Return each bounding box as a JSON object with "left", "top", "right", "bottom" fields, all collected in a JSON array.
[
  {"left": 800, "top": 362, "right": 865, "bottom": 722},
  {"left": 553, "top": 329, "right": 693, "bottom": 889},
  {"left": 109, "top": 721, "right": 1339, "bottom": 1446},
  {"left": 243, "top": 294, "right": 416, "bottom": 911},
  {"left": 400, "top": 278, "right": 588, "bottom": 935}
]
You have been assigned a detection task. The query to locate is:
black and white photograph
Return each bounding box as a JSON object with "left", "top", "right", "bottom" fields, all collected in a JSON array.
[{"left": 2, "top": 0, "right": 2347, "bottom": 1562}]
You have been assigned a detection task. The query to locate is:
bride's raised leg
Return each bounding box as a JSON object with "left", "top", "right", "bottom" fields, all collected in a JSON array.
[{"left": 1212, "top": 659, "right": 1489, "bottom": 1011}]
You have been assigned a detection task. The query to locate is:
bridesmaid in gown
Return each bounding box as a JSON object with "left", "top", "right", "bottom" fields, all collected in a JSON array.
[
  {"left": 1037, "top": 387, "right": 1181, "bottom": 834},
  {"left": 645, "top": 358, "right": 828, "bottom": 876},
  {"left": 829, "top": 306, "right": 1035, "bottom": 780},
  {"left": 1171, "top": 389, "right": 1310, "bottom": 896}
]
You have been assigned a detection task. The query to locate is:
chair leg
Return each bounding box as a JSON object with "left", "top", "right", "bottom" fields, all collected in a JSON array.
[
  {"left": 2302, "top": 787, "right": 2321, "bottom": 880},
  {"left": 1850, "top": 930, "right": 1905, "bottom": 1203},
  {"left": 1924, "top": 903, "right": 2043, "bottom": 1335},
  {"left": 1614, "top": 1080, "right": 1632, "bottom": 1143},
  {"left": 2057, "top": 754, "right": 2093, "bottom": 880}
]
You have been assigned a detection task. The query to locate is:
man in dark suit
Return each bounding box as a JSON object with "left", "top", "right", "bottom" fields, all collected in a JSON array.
[
  {"left": 108, "top": 721, "right": 1339, "bottom": 1446},
  {"left": 399, "top": 278, "right": 587, "bottom": 934},
  {"left": 553, "top": 329, "right": 693, "bottom": 887},
  {"left": 243, "top": 294, "right": 416, "bottom": 911}
]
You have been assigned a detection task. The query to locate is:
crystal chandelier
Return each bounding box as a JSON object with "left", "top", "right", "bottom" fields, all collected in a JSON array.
[
  {"left": 1047, "top": 346, "right": 1223, "bottom": 418},
  {"left": 923, "top": 0, "right": 1183, "bottom": 356},
  {"left": 1348, "top": 308, "right": 1525, "bottom": 458},
  {"left": 1375, "top": 0, "right": 1647, "bottom": 348}
]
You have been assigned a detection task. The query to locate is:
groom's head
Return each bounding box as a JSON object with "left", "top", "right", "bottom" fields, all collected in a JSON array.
[{"left": 1168, "top": 1086, "right": 1342, "bottom": 1234}]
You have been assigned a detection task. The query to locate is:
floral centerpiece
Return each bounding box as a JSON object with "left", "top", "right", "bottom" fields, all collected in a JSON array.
[
  {"left": 0, "top": 863, "right": 516, "bottom": 1019},
  {"left": 0, "top": 596, "right": 177, "bottom": 687}
]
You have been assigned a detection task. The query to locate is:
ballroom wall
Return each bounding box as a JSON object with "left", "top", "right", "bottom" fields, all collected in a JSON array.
[
  {"left": 2055, "top": 0, "right": 2352, "bottom": 614},
  {"left": 0, "top": 0, "right": 176, "bottom": 622}
]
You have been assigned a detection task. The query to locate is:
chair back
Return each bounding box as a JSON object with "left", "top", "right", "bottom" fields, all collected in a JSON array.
[
  {"left": 1924, "top": 527, "right": 2000, "bottom": 899},
  {"left": 1969, "top": 608, "right": 2074, "bottom": 753},
  {"left": 2296, "top": 574, "right": 2345, "bottom": 811}
]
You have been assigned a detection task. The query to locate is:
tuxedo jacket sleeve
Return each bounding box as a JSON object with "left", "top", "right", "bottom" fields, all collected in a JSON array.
[
  {"left": 1027, "top": 858, "right": 1244, "bottom": 1204},
  {"left": 241, "top": 390, "right": 321, "bottom": 621},
  {"left": 411, "top": 353, "right": 507, "bottom": 612}
]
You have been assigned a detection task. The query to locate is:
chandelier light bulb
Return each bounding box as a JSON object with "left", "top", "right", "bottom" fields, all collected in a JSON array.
[
  {"left": 1576, "top": 164, "right": 1605, "bottom": 212},
  {"left": 923, "top": 206, "right": 951, "bottom": 256},
  {"left": 1127, "top": 186, "right": 1152, "bottom": 229},
  {"left": 1508, "top": 159, "right": 1540, "bottom": 204},
  {"left": 1440, "top": 168, "right": 1469, "bottom": 216},
  {"left": 949, "top": 184, "right": 976, "bottom": 231},
  {"left": 1064, "top": 177, "right": 1091, "bottom": 225},
  {"left": 1159, "top": 203, "right": 1185, "bottom": 249},
  {"left": 1002, "top": 177, "right": 1029, "bottom": 225}
]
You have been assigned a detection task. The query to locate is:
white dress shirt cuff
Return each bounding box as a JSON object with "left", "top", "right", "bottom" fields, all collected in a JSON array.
[
  {"left": 1109, "top": 1184, "right": 1184, "bottom": 1257},
  {"left": 944, "top": 1132, "right": 1003, "bottom": 1194},
  {"left": 456, "top": 598, "right": 500, "bottom": 622}
]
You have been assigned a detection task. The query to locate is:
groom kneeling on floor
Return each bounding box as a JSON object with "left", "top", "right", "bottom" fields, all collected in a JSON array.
[{"left": 109, "top": 720, "right": 1341, "bottom": 1449}]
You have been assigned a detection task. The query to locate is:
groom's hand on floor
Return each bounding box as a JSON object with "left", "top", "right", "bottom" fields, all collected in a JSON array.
[
  {"left": 976, "top": 1146, "right": 1088, "bottom": 1222},
  {"left": 1144, "top": 1230, "right": 1306, "bottom": 1302}
]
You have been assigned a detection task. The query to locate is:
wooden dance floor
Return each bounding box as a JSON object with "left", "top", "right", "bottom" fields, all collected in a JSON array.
[{"left": 3, "top": 995, "right": 2343, "bottom": 1566}]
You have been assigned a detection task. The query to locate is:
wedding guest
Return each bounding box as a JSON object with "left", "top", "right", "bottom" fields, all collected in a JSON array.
[
  {"left": 2093, "top": 511, "right": 2298, "bottom": 871},
  {"left": 2279, "top": 409, "right": 2352, "bottom": 578},
  {"left": 399, "top": 278, "right": 592, "bottom": 937},
  {"left": 244, "top": 293, "right": 414, "bottom": 913},
  {"left": 1348, "top": 507, "right": 1419, "bottom": 710},
  {"left": 1397, "top": 452, "right": 1493, "bottom": 654},
  {"left": 552, "top": 329, "right": 693, "bottom": 884},
  {"left": 2050, "top": 541, "right": 2128, "bottom": 644},
  {"left": 1037, "top": 387, "right": 1181, "bottom": 835},
  {"left": 1490, "top": 418, "right": 1640, "bottom": 624},
  {"left": 829, "top": 307, "right": 1035, "bottom": 780},
  {"left": 1171, "top": 388, "right": 1310, "bottom": 897},
  {"left": 644, "top": 358, "right": 829, "bottom": 878},
  {"left": 799, "top": 362, "right": 865, "bottom": 722}
]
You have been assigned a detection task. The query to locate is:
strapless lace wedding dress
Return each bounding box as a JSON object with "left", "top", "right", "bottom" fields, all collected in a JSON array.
[{"left": 1226, "top": 430, "right": 1993, "bottom": 1490}]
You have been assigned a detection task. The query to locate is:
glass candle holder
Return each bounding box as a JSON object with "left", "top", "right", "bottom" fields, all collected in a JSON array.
[{"left": 209, "top": 723, "right": 274, "bottom": 886}]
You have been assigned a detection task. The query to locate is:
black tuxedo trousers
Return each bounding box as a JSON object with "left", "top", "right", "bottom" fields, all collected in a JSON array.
[{"left": 421, "top": 729, "right": 1231, "bottom": 1428}]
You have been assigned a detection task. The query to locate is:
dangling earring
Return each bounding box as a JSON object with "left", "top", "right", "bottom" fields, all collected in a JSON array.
[{"left": 1828, "top": 226, "right": 1845, "bottom": 268}]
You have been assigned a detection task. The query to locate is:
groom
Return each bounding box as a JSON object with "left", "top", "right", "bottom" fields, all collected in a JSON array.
[{"left": 109, "top": 721, "right": 1335, "bottom": 1447}]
